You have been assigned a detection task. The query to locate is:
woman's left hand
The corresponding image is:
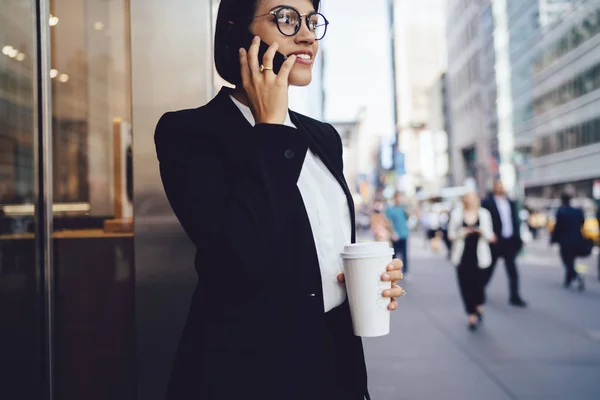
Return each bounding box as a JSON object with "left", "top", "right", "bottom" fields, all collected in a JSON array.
[{"left": 337, "top": 258, "right": 406, "bottom": 311}]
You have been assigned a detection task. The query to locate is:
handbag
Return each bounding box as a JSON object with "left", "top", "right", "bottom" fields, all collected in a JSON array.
[{"left": 575, "top": 238, "right": 594, "bottom": 257}]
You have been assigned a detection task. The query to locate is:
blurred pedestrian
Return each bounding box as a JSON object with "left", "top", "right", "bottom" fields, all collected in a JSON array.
[
  {"left": 386, "top": 192, "right": 409, "bottom": 274},
  {"left": 154, "top": 1, "right": 406, "bottom": 398},
  {"left": 439, "top": 209, "right": 452, "bottom": 258},
  {"left": 551, "top": 193, "right": 586, "bottom": 290},
  {"left": 449, "top": 191, "right": 496, "bottom": 331},
  {"left": 597, "top": 206, "right": 600, "bottom": 280},
  {"left": 371, "top": 199, "right": 392, "bottom": 243},
  {"left": 482, "top": 180, "right": 528, "bottom": 307}
]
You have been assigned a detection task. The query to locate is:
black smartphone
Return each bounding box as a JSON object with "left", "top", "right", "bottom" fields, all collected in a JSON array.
[
  {"left": 231, "top": 27, "right": 287, "bottom": 74},
  {"left": 256, "top": 39, "right": 287, "bottom": 74}
]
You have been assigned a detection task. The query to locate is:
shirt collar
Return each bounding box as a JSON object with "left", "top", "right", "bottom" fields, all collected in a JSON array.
[{"left": 229, "top": 95, "right": 295, "bottom": 128}]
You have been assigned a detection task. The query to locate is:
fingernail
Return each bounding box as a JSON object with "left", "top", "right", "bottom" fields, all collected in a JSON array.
[
  {"left": 383, "top": 290, "right": 391, "bottom": 296},
  {"left": 402, "top": 290, "right": 407, "bottom": 296},
  {"left": 382, "top": 273, "right": 391, "bottom": 280},
  {"left": 239, "top": 48, "right": 244, "bottom": 54},
  {"left": 254, "top": 35, "right": 260, "bottom": 40}
]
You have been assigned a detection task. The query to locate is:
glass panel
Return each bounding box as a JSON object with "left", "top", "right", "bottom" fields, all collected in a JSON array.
[
  {"left": 48, "top": 0, "right": 135, "bottom": 398},
  {"left": 0, "top": 1, "right": 44, "bottom": 398}
]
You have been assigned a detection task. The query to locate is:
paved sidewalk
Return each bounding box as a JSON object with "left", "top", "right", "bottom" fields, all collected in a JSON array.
[{"left": 363, "top": 237, "right": 600, "bottom": 400}]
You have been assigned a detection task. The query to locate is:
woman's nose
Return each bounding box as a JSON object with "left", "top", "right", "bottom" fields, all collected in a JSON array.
[{"left": 295, "top": 18, "right": 316, "bottom": 43}]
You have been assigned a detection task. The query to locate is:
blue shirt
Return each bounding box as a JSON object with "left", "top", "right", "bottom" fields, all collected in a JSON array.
[{"left": 386, "top": 205, "right": 409, "bottom": 239}]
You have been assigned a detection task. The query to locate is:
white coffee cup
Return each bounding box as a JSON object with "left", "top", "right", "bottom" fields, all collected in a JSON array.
[{"left": 340, "top": 242, "right": 395, "bottom": 337}]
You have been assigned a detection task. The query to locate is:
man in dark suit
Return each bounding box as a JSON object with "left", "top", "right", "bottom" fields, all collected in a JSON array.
[
  {"left": 482, "top": 180, "right": 527, "bottom": 307},
  {"left": 551, "top": 193, "right": 586, "bottom": 290}
]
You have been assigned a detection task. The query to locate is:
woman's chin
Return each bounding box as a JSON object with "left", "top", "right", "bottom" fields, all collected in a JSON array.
[{"left": 289, "top": 72, "right": 312, "bottom": 87}]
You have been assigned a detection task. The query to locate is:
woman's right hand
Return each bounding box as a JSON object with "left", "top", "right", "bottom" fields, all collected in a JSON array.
[{"left": 239, "top": 36, "right": 297, "bottom": 125}]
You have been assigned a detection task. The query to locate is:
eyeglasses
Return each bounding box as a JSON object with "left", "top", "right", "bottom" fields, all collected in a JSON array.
[{"left": 252, "top": 6, "right": 329, "bottom": 41}]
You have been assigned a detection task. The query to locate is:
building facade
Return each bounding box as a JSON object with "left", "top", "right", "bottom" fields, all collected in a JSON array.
[
  {"left": 519, "top": 1, "right": 600, "bottom": 200},
  {"left": 391, "top": 0, "right": 447, "bottom": 195},
  {"left": 446, "top": 0, "right": 496, "bottom": 192},
  {"left": 424, "top": 73, "right": 451, "bottom": 194},
  {"left": 446, "top": 0, "right": 577, "bottom": 196},
  {"left": 509, "top": 0, "right": 576, "bottom": 198}
]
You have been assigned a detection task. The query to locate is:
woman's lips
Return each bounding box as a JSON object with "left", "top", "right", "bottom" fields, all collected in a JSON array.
[
  {"left": 295, "top": 57, "right": 313, "bottom": 65},
  {"left": 288, "top": 52, "right": 314, "bottom": 66}
]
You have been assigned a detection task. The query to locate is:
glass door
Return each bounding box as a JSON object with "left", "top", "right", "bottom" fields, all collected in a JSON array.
[
  {"left": 48, "top": 0, "right": 135, "bottom": 398},
  {"left": 0, "top": 1, "right": 45, "bottom": 399}
]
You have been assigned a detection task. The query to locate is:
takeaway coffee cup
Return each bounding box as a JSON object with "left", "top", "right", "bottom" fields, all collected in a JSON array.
[{"left": 340, "top": 242, "right": 395, "bottom": 337}]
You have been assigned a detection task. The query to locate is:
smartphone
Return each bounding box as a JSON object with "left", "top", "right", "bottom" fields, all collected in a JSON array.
[
  {"left": 231, "top": 27, "right": 287, "bottom": 74},
  {"left": 256, "top": 39, "right": 287, "bottom": 74}
]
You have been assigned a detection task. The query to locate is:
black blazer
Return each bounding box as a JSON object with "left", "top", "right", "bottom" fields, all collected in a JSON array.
[
  {"left": 482, "top": 195, "right": 522, "bottom": 247},
  {"left": 154, "top": 88, "right": 368, "bottom": 400},
  {"left": 551, "top": 206, "right": 585, "bottom": 247}
]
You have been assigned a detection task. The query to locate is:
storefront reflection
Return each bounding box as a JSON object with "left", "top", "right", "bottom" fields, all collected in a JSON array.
[
  {"left": 48, "top": 0, "right": 135, "bottom": 398},
  {"left": 0, "top": 1, "right": 43, "bottom": 398}
]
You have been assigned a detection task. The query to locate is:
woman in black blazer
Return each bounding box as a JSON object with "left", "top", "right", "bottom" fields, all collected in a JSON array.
[{"left": 154, "top": 0, "right": 406, "bottom": 399}]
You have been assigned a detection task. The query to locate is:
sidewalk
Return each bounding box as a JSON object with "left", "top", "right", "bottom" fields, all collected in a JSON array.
[{"left": 362, "top": 236, "right": 600, "bottom": 400}]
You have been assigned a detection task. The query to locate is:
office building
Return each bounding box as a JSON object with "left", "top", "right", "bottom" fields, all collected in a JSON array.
[
  {"left": 391, "top": 0, "right": 447, "bottom": 195},
  {"left": 446, "top": 0, "right": 576, "bottom": 195},
  {"left": 423, "top": 73, "right": 451, "bottom": 194},
  {"left": 519, "top": 1, "right": 600, "bottom": 199},
  {"left": 509, "top": 0, "right": 576, "bottom": 197},
  {"left": 446, "top": 0, "right": 496, "bottom": 192}
]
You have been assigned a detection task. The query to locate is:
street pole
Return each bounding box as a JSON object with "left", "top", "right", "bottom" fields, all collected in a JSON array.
[{"left": 388, "top": 0, "right": 399, "bottom": 173}]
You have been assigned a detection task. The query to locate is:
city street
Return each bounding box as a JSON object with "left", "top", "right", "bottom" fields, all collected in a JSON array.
[{"left": 363, "top": 236, "right": 600, "bottom": 400}]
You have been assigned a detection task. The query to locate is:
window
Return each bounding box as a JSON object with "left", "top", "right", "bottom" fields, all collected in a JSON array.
[
  {"left": 533, "top": 61, "right": 600, "bottom": 117},
  {"left": 533, "top": 6, "right": 600, "bottom": 72},
  {"left": 532, "top": 116, "right": 600, "bottom": 157}
]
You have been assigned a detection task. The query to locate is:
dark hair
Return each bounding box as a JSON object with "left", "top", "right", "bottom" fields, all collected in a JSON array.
[
  {"left": 561, "top": 192, "right": 571, "bottom": 206},
  {"left": 214, "top": 0, "right": 321, "bottom": 86}
]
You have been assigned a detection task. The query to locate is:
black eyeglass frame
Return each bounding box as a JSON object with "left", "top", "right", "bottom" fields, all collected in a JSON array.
[{"left": 249, "top": 6, "right": 330, "bottom": 40}]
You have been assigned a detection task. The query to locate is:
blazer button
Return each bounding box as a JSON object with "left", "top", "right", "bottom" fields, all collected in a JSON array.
[
  {"left": 308, "top": 293, "right": 316, "bottom": 297},
  {"left": 284, "top": 149, "right": 295, "bottom": 159}
]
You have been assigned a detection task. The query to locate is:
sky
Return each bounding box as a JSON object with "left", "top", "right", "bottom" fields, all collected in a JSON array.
[{"left": 321, "top": 0, "right": 396, "bottom": 141}]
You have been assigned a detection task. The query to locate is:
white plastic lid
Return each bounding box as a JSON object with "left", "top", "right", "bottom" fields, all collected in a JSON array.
[{"left": 340, "top": 242, "right": 394, "bottom": 259}]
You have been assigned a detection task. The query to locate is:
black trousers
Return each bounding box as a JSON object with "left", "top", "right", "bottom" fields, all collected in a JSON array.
[
  {"left": 559, "top": 246, "right": 578, "bottom": 285},
  {"left": 482, "top": 238, "right": 522, "bottom": 301},
  {"left": 457, "top": 259, "right": 484, "bottom": 315},
  {"left": 324, "top": 304, "right": 367, "bottom": 400}
]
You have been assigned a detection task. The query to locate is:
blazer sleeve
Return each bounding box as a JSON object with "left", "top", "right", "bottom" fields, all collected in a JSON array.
[
  {"left": 448, "top": 209, "right": 462, "bottom": 241},
  {"left": 479, "top": 209, "right": 496, "bottom": 242},
  {"left": 330, "top": 123, "right": 345, "bottom": 171},
  {"left": 155, "top": 111, "right": 309, "bottom": 282}
]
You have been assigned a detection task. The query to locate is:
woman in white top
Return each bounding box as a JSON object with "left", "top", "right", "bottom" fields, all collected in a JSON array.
[{"left": 448, "top": 191, "right": 496, "bottom": 331}]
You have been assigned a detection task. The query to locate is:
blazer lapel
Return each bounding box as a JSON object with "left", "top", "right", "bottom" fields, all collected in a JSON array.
[
  {"left": 210, "top": 91, "right": 357, "bottom": 243},
  {"left": 489, "top": 197, "right": 502, "bottom": 227},
  {"left": 290, "top": 112, "right": 357, "bottom": 243},
  {"left": 210, "top": 87, "right": 253, "bottom": 129}
]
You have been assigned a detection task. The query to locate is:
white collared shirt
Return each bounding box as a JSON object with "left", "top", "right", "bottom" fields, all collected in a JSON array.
[
  {"left": 494, "top": 195, "right": 514, "bottom": 238},
  {"left": 230, "top": 96, "right": 351, "bottom": 312}
]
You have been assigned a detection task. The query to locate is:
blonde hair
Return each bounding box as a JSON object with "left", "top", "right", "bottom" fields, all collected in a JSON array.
[{"left": 462, "top": 190, "right": 480, "bottom": 211}]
